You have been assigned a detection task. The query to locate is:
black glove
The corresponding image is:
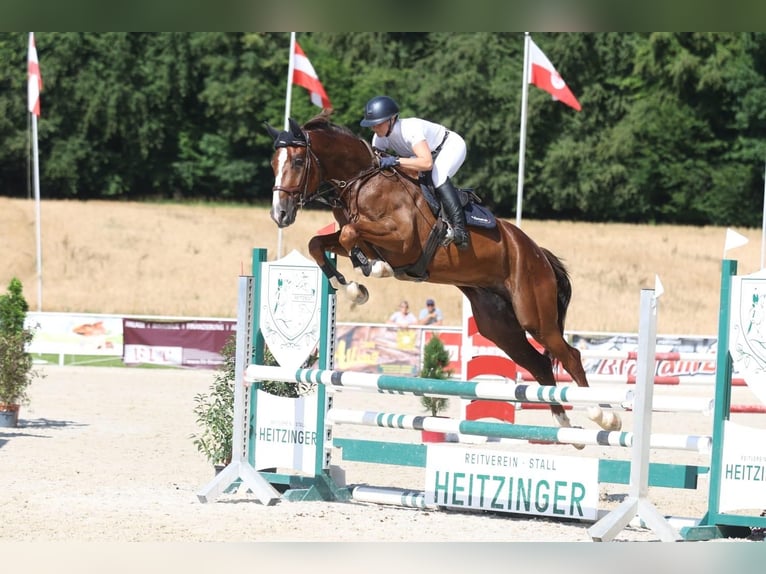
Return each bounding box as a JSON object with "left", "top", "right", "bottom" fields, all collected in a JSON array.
[{"left": 379, "top": 156, "right": 399, "bottom": 169}]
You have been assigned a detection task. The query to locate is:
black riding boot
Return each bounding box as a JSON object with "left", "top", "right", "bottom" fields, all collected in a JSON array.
[{"left": 435, "top": 178, "right": 469, "bottom": 250}]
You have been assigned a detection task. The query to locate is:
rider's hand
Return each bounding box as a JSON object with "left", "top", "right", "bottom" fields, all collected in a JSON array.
[{"left": 379, "top": 156, "right": 399, "bottom": 170}]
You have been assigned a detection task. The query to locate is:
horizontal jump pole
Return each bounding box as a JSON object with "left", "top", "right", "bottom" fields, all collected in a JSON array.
[
  {"left": 513, "top": 395, "right": 714, "bottom": 414},
  {"left": 245, "top": 365, "right": 634, "bottom": 406},
  {"left": 517, "top": 371, "right": 746, "bottom": 386},
  {"left": 353, "top": 484, "right": 703, "bottom": 527},
  {"left": 327, "top": 408, "right": 712, "bottom": 453},
  {"left": 350, "top": 485, "right": 435, "bottom": 509}
]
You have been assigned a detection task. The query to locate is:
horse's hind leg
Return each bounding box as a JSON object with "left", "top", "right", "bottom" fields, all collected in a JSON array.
[
  {"left": 536, "top": 333, "right": 622, "bottom": 431},
  {"left": 464, "top": 290, "right": 579, "bottom": 432}
]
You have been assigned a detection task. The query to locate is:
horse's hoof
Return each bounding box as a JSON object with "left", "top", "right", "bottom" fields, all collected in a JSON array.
[
  {"left": 601, "top": 411, "right": 622, "bottom": 431},
  {"left": 354, "top": 284, "right": 369, "bottom": 305},
  {"left": 586, "top": 405, "right": 604, "bottom": 426}
]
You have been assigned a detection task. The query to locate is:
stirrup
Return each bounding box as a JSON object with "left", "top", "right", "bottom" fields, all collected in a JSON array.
[
  {"left": 441, "top": 224, "right": 454, "bottom": 247},
  {"left": 440, "top": 224, "right": 469, "bottom": 250}
]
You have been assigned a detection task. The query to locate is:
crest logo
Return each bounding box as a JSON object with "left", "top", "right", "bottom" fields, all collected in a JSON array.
[
  {"left": 259, "top": 250, "right": 322, "bottom": 370},
  {"left": 729, "top": 271, "right": 766, "bottom": 405}
]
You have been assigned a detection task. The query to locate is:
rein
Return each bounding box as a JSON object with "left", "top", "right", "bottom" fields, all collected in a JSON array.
[{"left": 273, "top": 128, "right": 381, "bottom": 210}]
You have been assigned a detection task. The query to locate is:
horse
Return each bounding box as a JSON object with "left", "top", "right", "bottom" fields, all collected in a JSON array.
[{"left": 265, "top": 111, "right": 621, "bottom": 435}]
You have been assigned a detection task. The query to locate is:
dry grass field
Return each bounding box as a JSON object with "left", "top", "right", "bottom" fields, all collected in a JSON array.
[{"left": 1, "top": 196, "right": 762, "bottom": 335}]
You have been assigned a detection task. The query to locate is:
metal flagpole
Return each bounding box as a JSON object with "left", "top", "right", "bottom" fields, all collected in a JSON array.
[
  {"left": 515, "top": 32, "right": 531, "bottom": 229},
  {"left": 277, "top": 32, "right": 297, "bottom": 259},
  {"left": 32, "top": 110, "right": 42, "bottom": 311}
]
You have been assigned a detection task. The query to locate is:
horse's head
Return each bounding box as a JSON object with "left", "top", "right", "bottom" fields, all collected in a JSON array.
[
  {"left": 265, "top": 118, "right": 320, "bottom": 228},
  {"left": 265, "top": 112, "right": 376, "bottom": 228}
]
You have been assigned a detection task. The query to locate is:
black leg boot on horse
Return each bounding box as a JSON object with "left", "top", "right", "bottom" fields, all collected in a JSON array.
[{"left": 435, "top": 178, "right": 469, "bottom": 250}]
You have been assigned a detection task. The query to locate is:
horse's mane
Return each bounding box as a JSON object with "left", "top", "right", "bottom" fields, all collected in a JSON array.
[{"left": 303, "top": 110, "right": 359, "bottom": 140}]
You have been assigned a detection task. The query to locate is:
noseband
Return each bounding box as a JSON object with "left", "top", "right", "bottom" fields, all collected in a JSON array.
[{"left": 271, "top": 131, "right": 324, "bottom": 208}]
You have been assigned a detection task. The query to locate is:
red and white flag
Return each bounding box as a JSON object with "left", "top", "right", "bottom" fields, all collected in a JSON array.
[
  {"left": 528, "top": 38, "right": 580, "bottom": 112},
  {"left": 293, "top": 41, "right": 332, "bottom": 109},
  {"left": 28, "top": 32, "right": 42, "bottom": 116}
]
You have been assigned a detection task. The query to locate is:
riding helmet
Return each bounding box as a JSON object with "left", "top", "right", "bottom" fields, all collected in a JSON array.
[{"left": 360, "top": 96, "right": 400, "bottom": 127}]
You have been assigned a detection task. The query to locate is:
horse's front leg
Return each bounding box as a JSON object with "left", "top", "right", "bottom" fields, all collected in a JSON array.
[
  {"left": 339, "top": 223, "right": 397, "bottom": 279},
  {"left": 308, "top": 232, "right": 369, "bottom": 305}
]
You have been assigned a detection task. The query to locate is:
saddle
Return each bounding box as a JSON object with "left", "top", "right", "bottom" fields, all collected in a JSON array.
[
  {"left": 350, "top": 176, "right": 497, "bottom": 283},
  {"left": 418, "top": 176, "right": 496, "bottom": 230}
]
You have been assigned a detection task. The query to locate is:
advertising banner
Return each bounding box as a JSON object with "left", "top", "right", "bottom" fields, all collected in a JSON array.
[
  {"left": 718, "top": 421, "right": 766, "bottom": 511},
  {"left": 334, "top": 324, "right": 422, "bottom": 376},
  {"left": 425, "top": 444, "right": 599, "bottom": 520},
  {"left": 122, "top": 318, "right": 235, "bottom": 368},
  {"left": 571, "top": 333, "right": 719, "bottom": 381},
  {"left": 252, "top": 389, "right": 321, "bottom": 473},
  {"left": 26, "top": 312, "right": 122, "bottom": 356}
]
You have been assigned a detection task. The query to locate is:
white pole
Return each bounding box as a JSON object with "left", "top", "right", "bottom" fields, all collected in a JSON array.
[
  {"left": 283, "top": 32, "right": 296, "bottom": 132},
  {"left": 32, "top": 111, "right": 42, "bottom": 312},
  {"left": 515, "top": 33, "right": 531, "bottom": 229},
  {"left": 761, "top": 159, "right": 766, "bottom": 270},
  {"left": 589, "top": 288, "right": 682, "bottom": 542},
  {"left": 277, "top": 32, "right": 297, "bottom": 259}
]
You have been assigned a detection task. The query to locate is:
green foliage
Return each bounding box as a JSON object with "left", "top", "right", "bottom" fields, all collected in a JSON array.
[
  {"left": 190, "top": 336, "right": 319, "bottom": 465},
  {"left": 2, "top": 32, "right": 766, "bottom": 226},
  {"left": 191, "top": 335, "right": 236, "bottom": 465},
  {"left": 259, "top": 345, "right": 319, "bottom": 398},
  {"left": 0, "top": 277, "right": 28, "bottom": 334},
  {"left": 418, "top": 335, "right": 451, "bottom": 416},
  {"left": 0, "top": 278, "right": 42, "bottom": 407},
  {"left": 259, "top": 345, "right": 297, "bottom": 398}
]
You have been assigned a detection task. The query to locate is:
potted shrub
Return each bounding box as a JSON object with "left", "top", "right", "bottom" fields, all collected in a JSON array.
[
  {"left": 419, "top": 334, "right": 452, "bottom": 443},
  {"left": 191, "top": 335, "right": 237, "bottom": 471},
  {"left": 0, "top": 278, "right": 42, "bottom": 428}
]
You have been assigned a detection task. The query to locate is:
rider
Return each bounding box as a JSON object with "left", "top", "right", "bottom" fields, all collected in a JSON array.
[{"left": 359, "top": 95, "right": 469, "bottom": 250}]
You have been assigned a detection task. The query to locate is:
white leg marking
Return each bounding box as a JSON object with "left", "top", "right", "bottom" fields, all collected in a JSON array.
[{"left": 370, "top": 261, "right": 395, "bottom": 278}]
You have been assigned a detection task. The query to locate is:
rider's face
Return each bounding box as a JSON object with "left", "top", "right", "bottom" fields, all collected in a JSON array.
[{"left": 371, "top": 119, "right": 392, "bottom": 137}]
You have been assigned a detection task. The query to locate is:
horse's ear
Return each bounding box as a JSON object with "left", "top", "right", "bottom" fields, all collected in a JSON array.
[
  {"left": 288, "top": 118, "right": 305, "bottom": 141},
  {"left": 264, "top": 122, "right": 281, "bottom": 141}
]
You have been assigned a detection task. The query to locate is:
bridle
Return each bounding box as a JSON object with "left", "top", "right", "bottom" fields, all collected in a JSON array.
[
  {"left": 271, "top": 131, "right": 324, "bottom": 208},
  {"left": 271, "top": 125, "right": 380, "bottom": 210}
]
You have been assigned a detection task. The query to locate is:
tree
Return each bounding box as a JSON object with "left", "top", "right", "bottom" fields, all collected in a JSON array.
[
  {"left": 418, "top": 334, "right": 452, "bottom": 417},
  {"left": 0, "top": 278, "right": 42, "bottom": 416}
]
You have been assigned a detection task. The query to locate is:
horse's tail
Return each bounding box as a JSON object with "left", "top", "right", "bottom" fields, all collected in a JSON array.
[{"left": 542, "top": 247, "right": 572, "bottom": 335}]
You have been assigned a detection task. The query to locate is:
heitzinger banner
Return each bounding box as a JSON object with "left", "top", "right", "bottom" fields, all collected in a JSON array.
[{"left": 425, "top": 445, "right": 599, "bottom": 520}]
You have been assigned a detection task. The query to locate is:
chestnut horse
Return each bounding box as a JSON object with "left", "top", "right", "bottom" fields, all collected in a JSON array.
[{"left": 265, "top": 112, "right": 620, "bottom": 434}]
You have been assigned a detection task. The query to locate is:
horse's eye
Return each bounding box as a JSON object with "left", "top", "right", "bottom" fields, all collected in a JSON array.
[{"left": 292, "top": 156, "right": 305, "bottom": 169}]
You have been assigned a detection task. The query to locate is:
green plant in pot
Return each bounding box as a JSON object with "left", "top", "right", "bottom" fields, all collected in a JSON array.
[
  {"left": 0, "top": 278, "right": 43, "bottom": 428},
  {"left": 191, "top": 336, "right": 237, "bottom": 469},
  {"left": 419, "top": 334, "right": 452, "bottom": 442}
]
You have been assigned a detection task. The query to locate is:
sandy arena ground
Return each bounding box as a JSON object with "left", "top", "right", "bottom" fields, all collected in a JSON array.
[{"left": 1, "top": 365, "right": 764, "bottom": 552}]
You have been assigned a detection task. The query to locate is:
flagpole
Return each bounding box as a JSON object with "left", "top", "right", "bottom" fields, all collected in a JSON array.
[
  {"left": 27, "top": 113, "right": 32, "bottom": 200},
  {"left": 28, "top": 32, "right": 43, "bottom": 311},
  {"left": 276, "top": 32, "right": 297, "bottom": 259},
  {"left": 32, "top": 111, "right": 42, "bottom": 311},
  {"left": 515, "top": 32, "right": 531, "bottom": 229}
]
